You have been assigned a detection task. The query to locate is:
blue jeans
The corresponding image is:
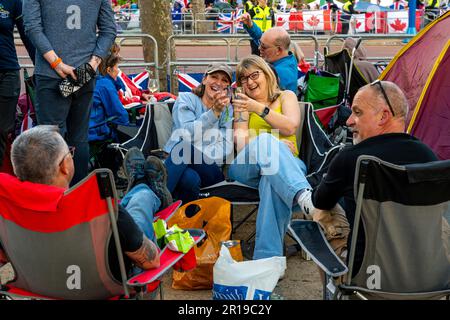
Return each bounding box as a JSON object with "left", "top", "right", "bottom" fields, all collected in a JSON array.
[
  {"left": 228, "top": 133, "right": 310, "bottom": 259},
  {"left": 165, "top": 140, "right": 224, "bottom": 204},
  {"left": 35, "top": 75, "right": 95, "bottom": 185},
  {"left": 121, "top": 183, "right": 161, "bottom": 242}
]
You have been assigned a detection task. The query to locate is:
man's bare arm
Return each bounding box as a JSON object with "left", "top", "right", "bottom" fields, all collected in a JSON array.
[{"left": 125, "top": 236, "right": 160, "bottom": 269}]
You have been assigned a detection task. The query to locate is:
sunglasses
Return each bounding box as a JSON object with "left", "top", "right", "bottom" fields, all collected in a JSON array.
[
  {"left": 59, "top": 146, "right": 75, "bottom": 166},
  {"left": 370, "top": 80, "right": 395, "bottom": 116},
  {"left": 239, "top": 70, "right": 260, "bottom": 84}
]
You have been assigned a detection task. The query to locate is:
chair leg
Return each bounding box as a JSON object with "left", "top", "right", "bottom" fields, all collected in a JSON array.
[
  {"left": 233, "top": 206, "right": 258, "bottom": 234},
  {"left": 230, "top": 204, "right": 234, "bottom": 238},
  {"left": 159, "top": 282, "right": 164, "bottom": 300},
  {"left": 245, "top": 230, "right": 256, "bottom": 242},
  {"left": 323, "top": 274, "right": 329, "bottom": 300}
]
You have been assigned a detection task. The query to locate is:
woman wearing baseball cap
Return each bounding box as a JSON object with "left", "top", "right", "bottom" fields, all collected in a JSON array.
[{"left": 163, "top": 62, "right": 234, "bottom": 206}]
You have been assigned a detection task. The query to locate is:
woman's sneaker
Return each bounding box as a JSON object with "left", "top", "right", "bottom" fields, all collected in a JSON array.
[
  {"left": 123, "top": 147, "right": 146, "bottom": 192},
  {"left": 144, "top": 156, "right": 173, "bottom": 210}
]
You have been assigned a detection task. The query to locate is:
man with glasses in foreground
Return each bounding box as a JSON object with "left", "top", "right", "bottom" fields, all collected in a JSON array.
[
  {"left": 0, "top": 125, "right": 170, "bottom": 280},
  {"left": 307, "top": 81, "right": 439, "bottom": 274},
  {"left": 240, "top": 13, "right": 299, "bottom": 94}
]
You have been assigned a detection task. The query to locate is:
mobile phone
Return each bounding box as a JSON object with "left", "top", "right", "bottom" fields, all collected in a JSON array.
[
  {"left": 226, "top": 86, "right": 233, "bottom": 101},
  {"left": 232, "top": 87, "right": 244, "bottom": 102}
]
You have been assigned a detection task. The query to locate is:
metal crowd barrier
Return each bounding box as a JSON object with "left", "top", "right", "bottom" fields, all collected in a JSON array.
[
  {"left": 165, "top": 33, "right": 321, "bottom": 93},
  {"left": 172, "top": 12, "right": 195, "bottom": 34},
  {"left": 116, "top": 33, "right": 160, "bottom": 88},
  {"left": 15, "top": 32, "right": 407, "bottom": 94},
  {"left": 324, "top": 34, "right": 414, "bottom": 64},
  {"left": 166, "top": 34, "right": 239, "bottom": 92}
]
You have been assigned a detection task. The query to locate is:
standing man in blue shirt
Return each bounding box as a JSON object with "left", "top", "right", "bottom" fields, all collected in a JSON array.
[
  {"left": 0, "top": 0, "right": 35, "bottom": 171},
  {"left": 23, "top": 0, "right": 117, "bottom": 185},
  {"left": 240, "top": 12, "right": 299, "bottom": 94}
]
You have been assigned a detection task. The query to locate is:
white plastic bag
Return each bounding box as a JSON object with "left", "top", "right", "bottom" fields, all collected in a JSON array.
[{"left": 212, "top": 245, "right": 286, "bottom": 300}]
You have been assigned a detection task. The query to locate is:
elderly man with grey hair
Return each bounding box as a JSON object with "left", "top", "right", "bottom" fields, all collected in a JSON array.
[
  {"left": 240, "top": 13, "right": 300, "bottom": 94},
  {"left": 0, "top": 125, "right": 169, "bottom": 280}
]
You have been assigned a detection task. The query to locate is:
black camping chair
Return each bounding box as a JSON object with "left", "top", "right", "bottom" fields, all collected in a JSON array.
[
  {"left": 324, "top": 44, "right": 369, "bottom": 107},
  {"left": 289, "top": 156, "right": 450, "bottom": 300},
  {"left": 283, "top": 101, "right": 345, "bottom": 256}
]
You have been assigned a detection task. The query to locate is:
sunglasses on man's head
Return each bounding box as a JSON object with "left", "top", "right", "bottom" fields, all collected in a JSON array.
[{"left": 370, "top": 80, "right": 395, "bottom": 116}]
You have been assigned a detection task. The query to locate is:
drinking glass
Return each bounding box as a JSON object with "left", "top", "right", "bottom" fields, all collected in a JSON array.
[
  {"left": 148, "top": 79, "right": 158, "bottom": 94},
  {"left": 233, "top": 87, "right": 246, "bottom": 122}
]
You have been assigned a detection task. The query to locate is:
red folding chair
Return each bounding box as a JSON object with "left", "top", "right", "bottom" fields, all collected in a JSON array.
[{"left": 0, "top": 169, "right": 204, "bottom": 300}]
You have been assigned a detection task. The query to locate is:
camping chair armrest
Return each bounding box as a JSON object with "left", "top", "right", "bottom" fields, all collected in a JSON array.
[
  {"left": 153, "top": 200, "right": 182, "bottom": 222},
  {"left": 124, "top": 102, "right": 144, "bottom": 110},
  {"left": 126, "top": 229, "right": 205, "bottom": 287},
  {"left": 288, "top": 219, "right": 348, "bottom": 278}
]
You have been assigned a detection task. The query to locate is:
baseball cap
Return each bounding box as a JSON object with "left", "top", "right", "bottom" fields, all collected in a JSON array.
[{"left": 205, "top": 63, "right": 233, "bottom": 83}]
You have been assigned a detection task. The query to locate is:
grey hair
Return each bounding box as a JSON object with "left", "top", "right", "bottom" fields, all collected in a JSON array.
[
  {"left": 363, "top": 81, "right": 409, "bottom": 119},
  {"left": 11, "top": 125, "right": 68, "bottom": 185},
  {"left": 381, "top": 81, "right": 409, "bottom": 117}
]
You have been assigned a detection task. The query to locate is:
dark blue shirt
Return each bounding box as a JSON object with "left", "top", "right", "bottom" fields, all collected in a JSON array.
[{"left": 0, "top": 0, "right": 35, "bottom": 71}]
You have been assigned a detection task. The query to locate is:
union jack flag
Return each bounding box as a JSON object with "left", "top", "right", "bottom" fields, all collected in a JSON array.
[
  {"left": 177, "top": 72, "right": 237, "bottom": 92},
  {"left": 177, "top": 72, "right": 202, "bottom": 92},
  {"left": 217, "top": 9, "right": 244, "bottom": 34}
]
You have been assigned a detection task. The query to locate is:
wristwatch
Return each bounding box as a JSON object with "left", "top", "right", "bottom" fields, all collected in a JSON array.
[{"left": 260, "top": 106, "right": 270, "bottom": 119}]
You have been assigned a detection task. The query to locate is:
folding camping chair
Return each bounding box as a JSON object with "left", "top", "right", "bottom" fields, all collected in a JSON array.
[
  {"left": 288, "top": 156, "right": 450, "bottom": 300},
  {"left": 324, "top": 42, "right": 371, "bottom": 106},
  {"left": 302, "top": 43, "right": 371, "bottom": 145},
  {"left": 283, "top": 101, "right": 344, "bottom": 255},
  {"left": 110, "top": 102, "right": 174, "bottom": 159},
  {"left": 299, "top": 67, "right": 352, "bottom": 145},
  {"left": 0, "top": 169, "right": 204, "bottom": 300}
]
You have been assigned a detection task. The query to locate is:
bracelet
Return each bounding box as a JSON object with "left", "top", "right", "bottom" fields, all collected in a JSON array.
[{"left": 50, "top": 57, "right": 62, "bottom": 69}]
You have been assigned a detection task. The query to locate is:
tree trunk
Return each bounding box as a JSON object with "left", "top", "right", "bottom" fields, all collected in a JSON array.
[
  {"left": 191, "top": 0, "right": 208, "bottom": 34},
  {"left": 139, "top": 0, "right": 176, "bottom": 92},
  {"left": 295, "top": 0, "right": 305, "bottom": 9}
]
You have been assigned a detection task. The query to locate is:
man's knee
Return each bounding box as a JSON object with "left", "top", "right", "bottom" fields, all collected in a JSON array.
[{"left": 128, "top": 184, "right": 161, "bottom": 211}]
